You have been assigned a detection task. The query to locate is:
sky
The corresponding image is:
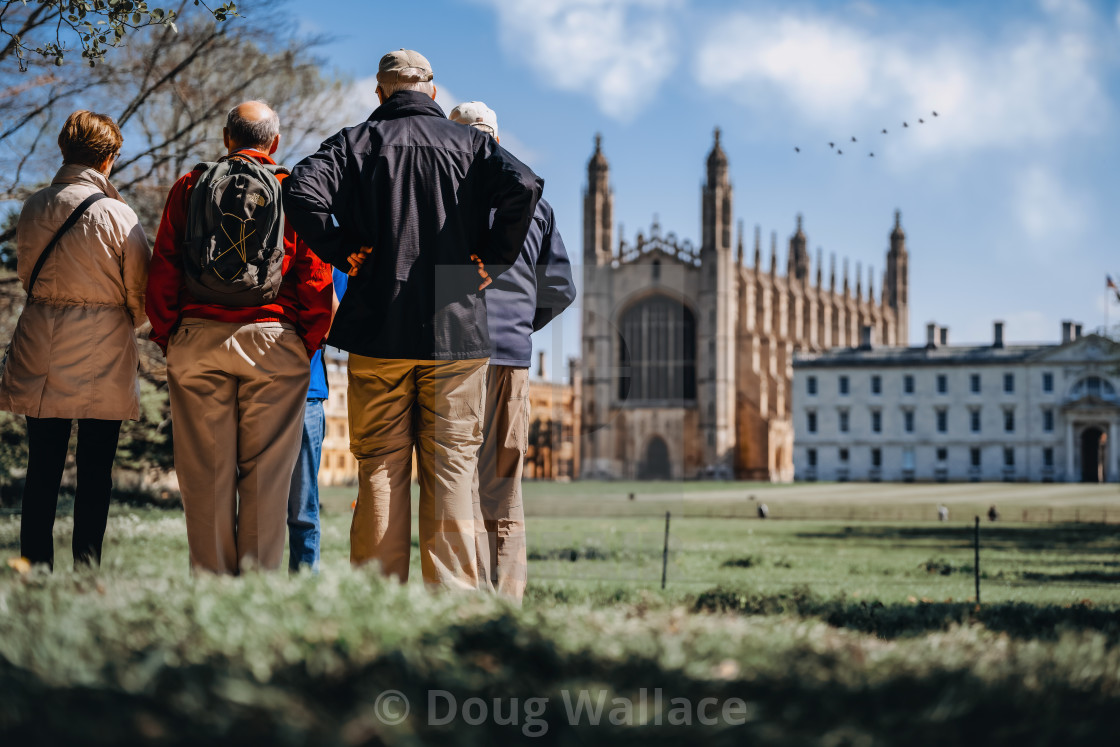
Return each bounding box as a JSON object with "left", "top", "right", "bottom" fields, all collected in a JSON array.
[{"left": 292, "top": 0, "right": 1120, "bottom": 382}]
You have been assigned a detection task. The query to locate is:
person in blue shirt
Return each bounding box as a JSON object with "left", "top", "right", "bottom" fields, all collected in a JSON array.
[{"left": 287, "top": 268, "right": 348, "bottom": 572}]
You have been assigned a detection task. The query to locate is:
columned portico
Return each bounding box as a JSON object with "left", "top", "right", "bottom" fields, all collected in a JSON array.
[{"left": 1063, "top": 408, "right": 1120, "bottom": 483}]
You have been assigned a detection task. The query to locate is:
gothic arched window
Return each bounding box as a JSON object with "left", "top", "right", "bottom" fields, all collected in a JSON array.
[{"left": 618, "top": 296, "right": 697, "bottom": 402}]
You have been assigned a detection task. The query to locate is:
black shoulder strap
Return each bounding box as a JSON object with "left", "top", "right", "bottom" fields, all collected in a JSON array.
[{"left": 28, "top": 192, "right": 108, "bottom": 297}]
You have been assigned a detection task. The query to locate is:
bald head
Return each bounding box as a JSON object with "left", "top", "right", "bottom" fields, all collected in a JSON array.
[{"left": 224, "top": 100, "right": 280, "bottom": 154}]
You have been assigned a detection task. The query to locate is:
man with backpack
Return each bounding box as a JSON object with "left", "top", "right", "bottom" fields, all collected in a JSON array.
[
  {"left": 283, "top": 50, "right": 542, "bottom": 590},
  {"left": 147, "top": 100, "right": 333, "bottom": 574}
]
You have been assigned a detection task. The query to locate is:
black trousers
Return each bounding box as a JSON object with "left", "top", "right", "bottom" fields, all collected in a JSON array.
[{"left": 20, "top": 417, "right": 122, "bottom": 569}]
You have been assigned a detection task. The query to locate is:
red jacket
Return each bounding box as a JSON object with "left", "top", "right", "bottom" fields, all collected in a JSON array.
[{"left": 147, "top": 150, "right": 332, "bottom": 356}]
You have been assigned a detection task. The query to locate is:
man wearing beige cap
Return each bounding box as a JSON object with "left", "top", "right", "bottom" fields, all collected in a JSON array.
[
  {"left": 283, "top": 50, "right": 543, "bottom": 590},
  {"left": 449, "top": 101, "right": 575, "bottom": 601}
]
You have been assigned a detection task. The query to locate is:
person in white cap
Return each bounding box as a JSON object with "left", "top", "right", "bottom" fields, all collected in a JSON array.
[
  {"left": 450, "top": 101, "right": 576, "bottom": 601},
  {"left": 283, "top": 51, "right": 543, "bottom": 591}
]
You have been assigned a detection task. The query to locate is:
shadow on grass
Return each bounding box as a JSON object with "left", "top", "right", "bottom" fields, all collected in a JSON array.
[
  {"left": 795, "top": 523, "right": 1120, "bottom": 554},
  {"left": 1019, "top": 570, "right": 1120, "bottom": 584},
  {"left": 695, "top": 586, "right": 1120, "bottom": 641},
  {"left": 5, "top": 611, "right": 1120, "bottom": 746}
]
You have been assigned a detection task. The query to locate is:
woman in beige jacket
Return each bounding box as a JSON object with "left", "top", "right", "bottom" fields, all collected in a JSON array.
[{"left": 0, "top": 110, "right": 151, "bottom": 570}]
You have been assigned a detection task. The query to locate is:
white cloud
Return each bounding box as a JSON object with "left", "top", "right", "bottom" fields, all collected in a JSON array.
[
  {"left": 696, "top": 10, "right": 1109, "bottom": 158},
  {"left": 479, "top": 0, "right": 682, "bottom": 121},
  {"left": 1039, "top": 0, "right": 1093, "bottom": 23},
  {"left": 1013, "top": 166, "right": 1085, "bottom": 246},
  {"left": 847, "top": 1, "right": 878, "bottom": 18}
]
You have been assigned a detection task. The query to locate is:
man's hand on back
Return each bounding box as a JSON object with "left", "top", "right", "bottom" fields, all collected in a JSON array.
[
  {"left": 471, "top": 254, "right": 492, "bottom": 290},
  {"left": 347, "top": 246, "right": 373, "bottom": 276}
]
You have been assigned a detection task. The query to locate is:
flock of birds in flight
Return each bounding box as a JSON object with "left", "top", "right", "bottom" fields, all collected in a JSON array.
[{"left": 794, "top": 111, "right": 939, "bottom": 157}]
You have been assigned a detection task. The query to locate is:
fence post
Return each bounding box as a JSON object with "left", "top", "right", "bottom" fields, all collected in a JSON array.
[
  {"left": 661, "top": 511, "right": 671, "bottom": 590},
  {"left": 974, "top": 516, "right": 981, "bottom": 606}
]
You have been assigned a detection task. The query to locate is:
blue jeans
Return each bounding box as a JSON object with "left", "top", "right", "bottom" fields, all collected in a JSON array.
[{"left": 287, "top": 399, "right": 325, "bottom": 572}]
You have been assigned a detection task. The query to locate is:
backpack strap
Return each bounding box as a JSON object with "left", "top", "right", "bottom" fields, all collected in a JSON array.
[{"left": 28, "top": 192, "right": 107, "bottom": 298}]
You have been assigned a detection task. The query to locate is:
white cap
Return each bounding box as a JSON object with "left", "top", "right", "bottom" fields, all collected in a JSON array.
[{"left": 449, "top": 101, "right": 498, "bottom": 139}]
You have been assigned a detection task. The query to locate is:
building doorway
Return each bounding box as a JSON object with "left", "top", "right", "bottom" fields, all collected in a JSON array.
[
  {"left": 641, "top": 436, "right": 672, "bottom": 480},
  {"left": 1081, "top": 426, "right": 1107, "bottom": 483}
]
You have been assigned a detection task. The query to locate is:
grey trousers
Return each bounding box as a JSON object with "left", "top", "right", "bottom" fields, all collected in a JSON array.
[{"left": 473, "top": 365, "right": 529, "bottom": 600}]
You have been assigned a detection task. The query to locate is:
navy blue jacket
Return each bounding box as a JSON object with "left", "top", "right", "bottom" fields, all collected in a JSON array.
[
  {"left": 485, "top": 197, "right": 576, "bottom": 367},
  {"left": 282, "top": 91, "right": 543, "bottom": 360}
]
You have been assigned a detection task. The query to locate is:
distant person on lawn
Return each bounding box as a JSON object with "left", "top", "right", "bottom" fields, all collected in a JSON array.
[
  {"left": 0, "top": 110, "right": 150, "bottom": 570},
  {"left": 286, "top": 267, "right": 348, "bottom": 574},
  {"left": 448, "top": 101, "right": 576, "bottom": 601},
  {"left": 283, "top": 50, "right": 542, "bottom": 590},
  {"left": 147, "top": 100, "right": 333, "bottom": 574}
]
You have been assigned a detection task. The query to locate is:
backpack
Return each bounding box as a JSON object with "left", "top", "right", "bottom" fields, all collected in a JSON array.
[{"left": 182, "top": 152, "right": 289, "bottom": 306}]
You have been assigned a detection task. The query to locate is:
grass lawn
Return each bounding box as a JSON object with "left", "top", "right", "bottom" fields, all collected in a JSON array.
[{"left": 2, "top": 484, "right": 1120, "bottom": 744}]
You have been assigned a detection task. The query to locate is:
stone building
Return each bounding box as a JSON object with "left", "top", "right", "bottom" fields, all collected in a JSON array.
[
  {"left": 320, "top": 355, "right": 359, "bottom": 486},
  {"left": 792, "top": 321, "right": 1120, "bottom": 483},
  {"left": 525, "top": 354, "right": 581, "bottom": 481},
  {"left": 579, "top": 131, "right": 910, "bottom": 481}
]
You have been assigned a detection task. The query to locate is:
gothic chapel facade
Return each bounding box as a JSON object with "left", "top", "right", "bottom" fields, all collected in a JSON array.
[{"left": 579, "top": 130, "right": 911, "bottom": 481}]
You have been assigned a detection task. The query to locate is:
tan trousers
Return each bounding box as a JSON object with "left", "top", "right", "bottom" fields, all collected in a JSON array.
[
  {"left": 167, "top": 319, "right": 309, "bottom": 574},
  {"left": 348, "top": 355, "right": 487, "bottom": 590},
  {"left": 473, "top": 365, "right": 529, "bottom": 601}
]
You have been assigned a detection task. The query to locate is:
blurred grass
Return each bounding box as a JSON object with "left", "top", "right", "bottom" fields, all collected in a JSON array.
[
  {"left": 320, "top": 480, "right": 1120, "bottom": 524},
  {"left": 1, "top": 504, "right": 1120, "bottom": 742}
]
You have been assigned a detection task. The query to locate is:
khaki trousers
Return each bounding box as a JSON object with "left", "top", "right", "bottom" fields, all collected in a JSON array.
[
  {"left": 167, "top": 319, "right": 309, "bottom": 574},
  {"left": 473, "top": 365, "right": 529, "bottom": 601},
  {"left": 348, "top": 355, "right": 487, "bottom": 590}
]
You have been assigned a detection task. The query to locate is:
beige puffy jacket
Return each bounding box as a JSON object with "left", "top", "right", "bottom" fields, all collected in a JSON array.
[{"left": 0, "top": 165, "right": 151, "bottom": 421}]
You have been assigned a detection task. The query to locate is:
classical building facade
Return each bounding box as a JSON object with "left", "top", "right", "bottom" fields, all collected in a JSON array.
[
  {"left": 321, "top": 355, "right": 359, "bottom": 486},
  {"left": 524, "top": 355, "right": 582, "bottom": 481},
  {"left": 579, "top": 131, "right": 910, "bottom": 481},
  {"left": 792, "top": 321, "right": 1120, "bottom": 483}
]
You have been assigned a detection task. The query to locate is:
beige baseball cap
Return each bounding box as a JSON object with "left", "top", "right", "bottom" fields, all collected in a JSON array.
[
  {"left": 449, "top": 101, "right": 498, "bottom": 138},
  {"left": 378, "top": 49, "right": 433, "bottom": 82}
]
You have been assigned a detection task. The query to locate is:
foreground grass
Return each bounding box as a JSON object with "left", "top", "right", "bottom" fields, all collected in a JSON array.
[{"left": 2, "top": 510, "right": 1120, "bottom": 744}]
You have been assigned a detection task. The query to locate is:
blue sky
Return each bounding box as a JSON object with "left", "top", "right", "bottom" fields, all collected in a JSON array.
[{"left": 293, "top": 0, "right": 1120, "bottom": 380}]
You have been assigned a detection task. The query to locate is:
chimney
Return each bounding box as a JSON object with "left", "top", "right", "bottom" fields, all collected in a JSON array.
[
  {"left": 926, "top": 322, "right": 939, "bottom": 348},
  {"left": 859, "top": 325, "right": 874, "bottom": 350},
  {"left": 993, "top": 321, "right": 1005, "bottom": 348},
  {"left": 537, "top": 351, "right": 547, "bottom": 379},
  {"left": 1074, "top": 323, "right": 1083, "bottom": 340},
  {"left": 1062, "top": 321, "right": 1073, "bottom": 344},
  {"left": 939, "top": 327, "right": 949, "bottom": 346}
]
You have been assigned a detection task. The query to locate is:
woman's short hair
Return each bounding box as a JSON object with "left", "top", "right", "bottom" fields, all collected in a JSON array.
[{"left": 58, "top": 110, "right": 122, "bottom": 168}]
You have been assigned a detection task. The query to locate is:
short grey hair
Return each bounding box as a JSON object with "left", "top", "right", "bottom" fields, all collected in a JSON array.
[
  {"left": 225, "top": 100, "right": 280, "bottom": 149},
  {"left": 376, "top": 72, "right": 435, "bottom": 98}
]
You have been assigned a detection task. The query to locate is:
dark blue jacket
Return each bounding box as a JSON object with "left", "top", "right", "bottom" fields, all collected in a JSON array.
[
  {"left": 282, "top": 91, "right": 543, "bottom": 360},
  {"left": 485, "top": 197, "right": 576, "bottom": 367}
]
